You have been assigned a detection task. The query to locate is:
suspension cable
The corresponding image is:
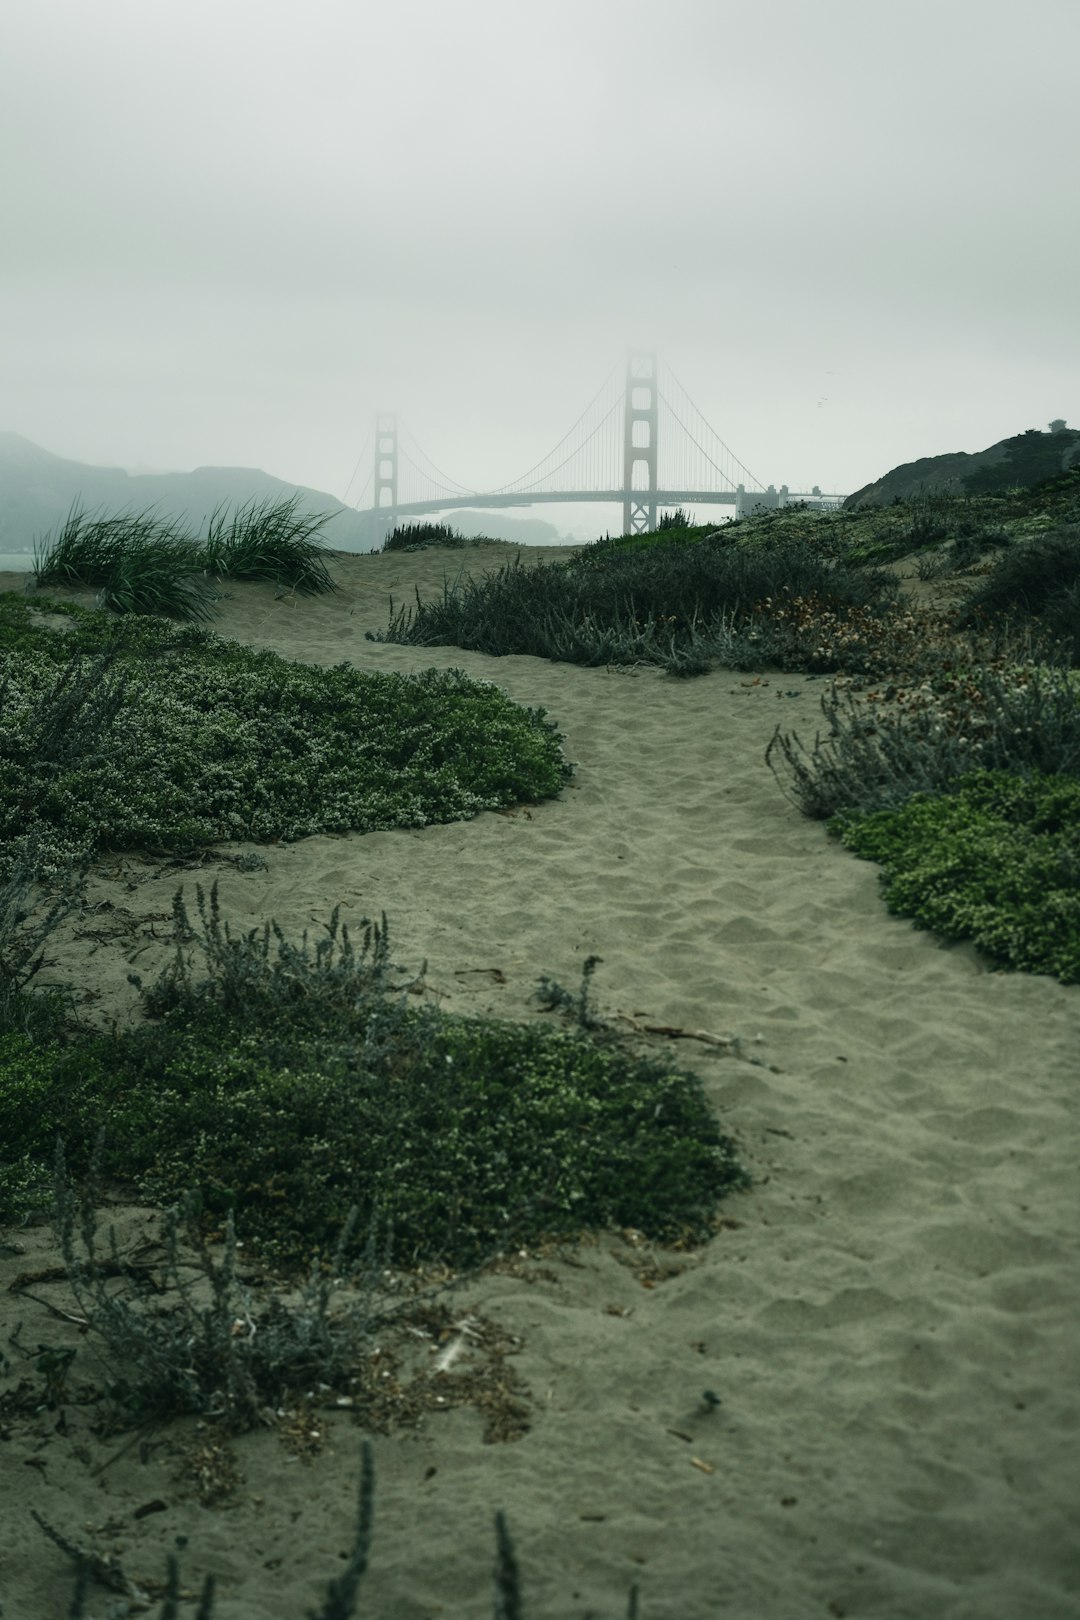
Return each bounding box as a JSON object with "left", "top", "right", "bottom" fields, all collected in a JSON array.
[
  {"left": 488, "top": 363, "right": 621, "bottom": 493},
  {"left": 658, "top": 392, "right": 765, "bottom": 492},
  {"left": 396, "top": 440, "right": 476, "bottom": 500},
  {"left": 658, "top": 360, "right": 765, "bottom": 489},
  {"left": 496, "top": 397, "right": 622, "bottom": 493},
  {"left": 398, "top": 426, "right": 477, "bottom": 496},
  {"left": 341, "top": 420, "right": 374, "bottom": 505}
]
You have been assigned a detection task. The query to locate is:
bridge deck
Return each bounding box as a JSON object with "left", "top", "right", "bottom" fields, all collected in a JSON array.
[{"left": 372, "top": 489, "right": 836, "bottom": 517}]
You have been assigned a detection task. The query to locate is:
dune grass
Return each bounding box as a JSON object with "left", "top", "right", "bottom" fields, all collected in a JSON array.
[
  {"left": 32, "top": 497, "right": 339, "bottom": 618},
  {"left": 33, "top": 508, "right": 220, "bottom": 619},
  {"left": 199, "top": 495, "right": 338, "bottom": 592}
]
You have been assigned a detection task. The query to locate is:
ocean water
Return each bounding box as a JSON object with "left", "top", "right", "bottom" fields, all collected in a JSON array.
[{"left": 0, "top": 554, "right": 35, "bottom": 573}]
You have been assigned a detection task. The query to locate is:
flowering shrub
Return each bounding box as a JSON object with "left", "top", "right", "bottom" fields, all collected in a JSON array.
[
  {"left": 834, "top": 770, "right": 1080, "bottom": 982},
  {"left": 0, "top": 618, "right": 571, "bottom": 877}
]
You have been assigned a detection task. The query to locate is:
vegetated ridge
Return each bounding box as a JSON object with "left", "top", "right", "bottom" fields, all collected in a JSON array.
[{"left": 845, "top": 421, "right": 1080, "bottom": 507}]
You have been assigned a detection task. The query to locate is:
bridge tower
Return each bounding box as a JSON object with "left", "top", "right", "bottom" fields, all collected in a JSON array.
[
  {"left": 374, "top": 412, "right": 398, "bottom": 531},
  {"left": 622, "top": 351, "right": 658, "bottom": 534}
]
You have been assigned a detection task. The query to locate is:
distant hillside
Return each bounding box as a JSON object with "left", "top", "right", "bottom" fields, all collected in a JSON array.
[
  {"left": 0, "top": 432, "right": 377, "bottom": 553},
  {"left": 845, "top": 423, "right": 1080, "bottom": 508}
]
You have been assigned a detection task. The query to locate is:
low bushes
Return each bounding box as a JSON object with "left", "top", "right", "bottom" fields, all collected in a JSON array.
[
  {"left": 769, "top": 666, "right": 1080, "bottom": 981},
  {"left": 767, "top": 663, "right": 1080, "bottom": 821},
  {"left": 957, "top": 524, "right": 1080, "bottom": 664},
  {"left": 833, "top": 770, "right": 1080, "bottom": 982},
  {"left": 1, "top": 885, "right": 748, "bottom": 1266},
  {"left": 0, "top": 604, "right": 570, "bottom": 878},
  {"left": 371, "top": 532, "right": 901, "bottom": 675}
]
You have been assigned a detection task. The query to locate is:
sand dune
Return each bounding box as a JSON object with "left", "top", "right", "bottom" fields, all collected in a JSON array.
[{"left": 2, "top": 545, "right": 1078, "bottom": 1618}]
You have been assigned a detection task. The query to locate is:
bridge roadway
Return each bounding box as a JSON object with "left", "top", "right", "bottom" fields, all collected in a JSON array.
[{"left": 373, "top": 489, "right": 835, "bottom": 517}]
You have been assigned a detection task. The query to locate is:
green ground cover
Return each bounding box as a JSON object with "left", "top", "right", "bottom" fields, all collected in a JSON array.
[
  {"left": 0, "top": 595, "right": 569, "bottom": 878},
  {"left": 0, "top": 884, "right": 748, "bottom": 1266},
  {"left": 0, "top": 591, "right": 745, "bottom": 1280},
  {"left": 832, "top": 770, "right": 1080, "bottom": 982}
]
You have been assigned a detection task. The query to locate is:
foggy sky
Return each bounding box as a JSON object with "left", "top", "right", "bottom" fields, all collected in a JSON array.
[{"left": 2, "top": 0, "right": 1077, "bottom": 519}]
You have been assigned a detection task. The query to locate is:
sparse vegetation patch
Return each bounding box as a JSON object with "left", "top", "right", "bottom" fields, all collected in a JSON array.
[{"left": 0, "top": 885, "right": 748, "bottom": 1266}]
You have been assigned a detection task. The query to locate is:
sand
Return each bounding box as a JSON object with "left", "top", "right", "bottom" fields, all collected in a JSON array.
[{"left": 1, "top": 544, "right": 1078, "bottom": 1619}]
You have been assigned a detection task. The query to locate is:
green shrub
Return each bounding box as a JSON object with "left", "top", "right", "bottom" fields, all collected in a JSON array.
[
  {"left": 372, "top": 533, "right": 900, "bottom": 675},
  {"left": 957, "top": 526, "right": 1080, "bottom": 663},
  {"left": 1, "top": 888, "right": 747, "bottom": 1269},
  {"left": 0, "top": 628, "right": 571, "bottom": 877},
  {"left": 43, "top": 1006, "right": 744, "bottom": 1271},
  {"left": 832, "top": 770, "right": 1080, "bottom": 981}
]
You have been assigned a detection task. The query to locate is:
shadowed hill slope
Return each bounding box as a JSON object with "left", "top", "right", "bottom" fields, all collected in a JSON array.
[
  {"left": 0, "top": 431, "right": 376, "bottom": 553},
  {"left": 846, "top": 423, "right": 1080, "bottom": 508}
]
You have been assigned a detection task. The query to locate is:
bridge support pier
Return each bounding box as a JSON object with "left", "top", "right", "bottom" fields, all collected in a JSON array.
[
  {"left": 623, "top": 352, "right": 658, "bottom": 534},
  {"left": 374, "top": 413, "right": 399, "bottom": 535}
]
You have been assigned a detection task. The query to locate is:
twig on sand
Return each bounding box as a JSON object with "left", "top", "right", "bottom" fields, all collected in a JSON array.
[
  {"left": 613, "top": 1014, "right": 739, "bottom": 1049},
  {"left": 613, "top": 1014, "right": 782, "bottom": 1071}
]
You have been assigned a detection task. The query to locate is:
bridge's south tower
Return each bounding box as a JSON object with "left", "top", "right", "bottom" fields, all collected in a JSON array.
[{"left": 623, "top": 351, "right": 658, "bottom": 534}]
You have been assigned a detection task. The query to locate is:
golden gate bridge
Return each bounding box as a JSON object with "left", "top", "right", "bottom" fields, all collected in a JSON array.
[{"left": 345, "top": 353, "right": 843, "bottom": 536}]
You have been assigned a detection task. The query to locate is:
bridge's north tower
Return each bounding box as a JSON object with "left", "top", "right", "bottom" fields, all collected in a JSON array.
[
  {"left": 374, "top": 413, "right": 399, "bottom": 526},
  {"left": 622, "top": 351, "right": 658, "bottom": 534}
]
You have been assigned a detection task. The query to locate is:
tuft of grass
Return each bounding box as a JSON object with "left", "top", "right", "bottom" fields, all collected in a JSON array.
[
  {"left": 384, "top": 520, "right": 459, "bottom": 551},
  {"left": 381, "top": 520, "right": 513, "bottom": 552},
  {"left": 33, "top": 507, "right": 220, "bottom": 620},
  {"left": 832, "top": 770, "right": 1080, "bottom": 981},
  {"left": 31, "top": 499, "right": 339, "bottom": 621},
  {"left": 199, "top": 495, "right": 338, "bottom": 594}
]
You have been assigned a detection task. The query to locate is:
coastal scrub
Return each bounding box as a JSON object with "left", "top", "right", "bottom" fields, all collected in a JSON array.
[{"left": 0, "top": 601, "right": 570, "bottom": 877}]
